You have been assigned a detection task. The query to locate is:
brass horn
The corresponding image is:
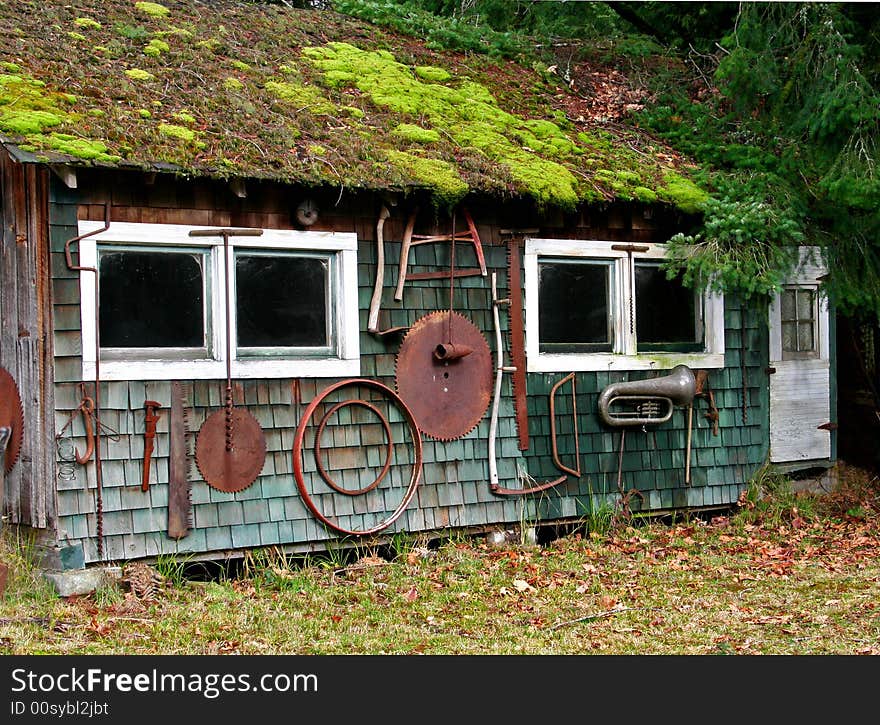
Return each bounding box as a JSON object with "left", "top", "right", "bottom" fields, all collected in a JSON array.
[{"left": 597, "top": 365, "right": 696, "bottom": 428}]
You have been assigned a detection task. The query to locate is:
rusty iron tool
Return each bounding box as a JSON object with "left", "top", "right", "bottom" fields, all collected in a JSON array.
[
  {"left": 292, "top": 378, "right": 423, "bottom": 536},
  {"left": 167, "top": 381, "right": 192, "bottom": 539},
  {"left": 550, "top": 372, "right": 581, "bottom": 478},
  {"left": 394, "top": 207, "right": 486, "bottom": 301},
  {"left": 395, "top": 310, "right": 493, "bottom": 441},
  {"left": 487, "top": 272, "right": 568, "bottom": 496},
  {"left": 694, "top": 369, "right": 720, "bottom": 436},
  {"left": 190, "top": 228, "right": 267, "bottom": 493},
  {"left": 75, "top": 396, "right": 96, "bottom": 465},
  {"left": 611, "top": 244, "right": 650, "bottom": 335},
  {"left": 141, "top": 400, "right": 162, "bottom": 492},
  {"left": 64, "top": 201, "right": 111, "bottom": 558},
  {"left": 505, "top": 238, "right": 530, "bottom": 450},
  {"left": 0, "top": 366, "right": 24, "bottom": 475}
]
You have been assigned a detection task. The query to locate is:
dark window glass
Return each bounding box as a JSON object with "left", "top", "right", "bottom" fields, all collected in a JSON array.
[
  {"left": 236, "top": 254, "right": 328, "bottom": 348},
  {"left": 99, "top": 251, "right": 204, "bottom": 348},
  {"left": 635, "top": 263, "right": 700, "bottom": 350},
  {"left": 538, "top": 260, "right": 611, "bottom": 351}
]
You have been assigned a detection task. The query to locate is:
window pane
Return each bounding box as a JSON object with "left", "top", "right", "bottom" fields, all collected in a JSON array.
[
  {"left": 236, "top": 254, "right": 328, "bottom": 347},
  {"left": 797, "top": 289, "right": 814, "bottom": 320},
  {"left": 798, "top": 321, "right": 814, "bottom": 352},
  {"left": 782, "top": 321, "right": 796, "bottom": 352},
  {"left": 99, "top": 251, "right": 204, "bottom": 347},
  {"left": 780, "top": 289, "right": 796, "bottom": 321},
  {"left": 635, "top": 263, "right": 698, "bottom": 345},
  {"left": 538, "top": 261, "right": 610, "bottom": 348}
]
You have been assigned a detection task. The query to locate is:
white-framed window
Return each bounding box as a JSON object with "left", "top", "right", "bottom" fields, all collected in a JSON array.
[
  {"left": 524, "top": 238, "right": 725, "bottom": 372},
  {"left": 77, "top": 221, "right": 360, "bottom": 380}
]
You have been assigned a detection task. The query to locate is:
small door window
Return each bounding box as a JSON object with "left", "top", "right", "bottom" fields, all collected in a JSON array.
[{"left": 780, "top": 287, "right": 818, "bottom": 359}]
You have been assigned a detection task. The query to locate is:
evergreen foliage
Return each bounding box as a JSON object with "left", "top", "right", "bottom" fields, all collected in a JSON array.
[{"left": 336, "top": 1, "right": 880, "bottom": 318}]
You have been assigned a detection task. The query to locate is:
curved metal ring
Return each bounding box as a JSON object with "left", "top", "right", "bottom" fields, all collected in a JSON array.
[
  {"left": 292, "top": 378, "right": 423, "bottom": 536},
  {"left": 314, "top": 399, "right": 393, "bottom": 496}
]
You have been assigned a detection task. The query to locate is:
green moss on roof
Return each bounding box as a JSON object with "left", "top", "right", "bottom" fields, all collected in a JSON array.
[
  {"left": 264, "top": 80, "right": 336, "bottom": 114},
  {"left": 385, "top": 150, "right": 468, "bottom": 205},
  {"left": 124, "top": 68, "right": 155, "bottom": 81},
  {"left": 75, "top": 17, "right": 102, "bottom": 30},
  {"left": 0, "top": 0, "right": 706, "bottom": 211},
  {"left": 158, "top": 123, "right": 196, "bottom": 142},
  {"left": 144, "top": 38, "right": 169, "bottom": 56},
  {"left": 135, "top": 2, "right": 170, "bottom": 19},
  {"left": 392, "top": 123, "right": 440, "bottom": 144}
]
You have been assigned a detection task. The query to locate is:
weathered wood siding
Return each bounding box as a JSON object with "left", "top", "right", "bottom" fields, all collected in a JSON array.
[
  {"left": 0, "top": 152, "right": 56, "bottom": 528},
  {"left": 48, "top": 169, "right": 771, "bottom": 564}
]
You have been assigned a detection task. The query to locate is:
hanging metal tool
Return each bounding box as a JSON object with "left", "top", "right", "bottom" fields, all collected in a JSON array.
[
  {"left": 504, "top": 236, "right": 530, "bottom": 450},
  {"left": 191, "top": 228, "right": 267, "bottom": 493},
  {"left": 393, "top": 207, "right": 486, "bottom": 301},
  {"left": 550, "top": 372, "right": 581, "bottom": 478},
  {"left": 0, "top": 366, "right": 24, "bottom": 475},
  {"left": 487, "top": 272, "right": 567, "bottom": 496},
  {"left": 74, "top": 395, "right": 95, "bottom": 465},
  {"left": 368, "top": 204, "right": 408, "bottom": 338},
  {"left": 396, "top": 311, "right": 492, "bottom": 441},
  {"left": 167, "top": 381, "right": 192, "bottom": 539},
  {"left": 141, "top": 400, "right": 162, "bottom": 492},
  {"left": 611, "top": 244, "right": 649, "bottom": 335},
  {"left": 694, "top": 369, "right": 720, "bottom": 436},
  {"left": 64, "top": 202, "right": 110, "bottom": 558}
]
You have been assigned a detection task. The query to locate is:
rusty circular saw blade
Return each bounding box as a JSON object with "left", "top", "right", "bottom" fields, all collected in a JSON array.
[
  {"left": 395, "top": 310, "right": 492, "bottom": 441},
  {"left": 0, "top": 366, "right": 24, "bottom": 474},
  {"left": 195, "top": 407, "right": 266, "bottom": 493}
]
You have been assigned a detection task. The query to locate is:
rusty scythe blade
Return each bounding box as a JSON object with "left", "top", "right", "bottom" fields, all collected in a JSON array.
[
  {"left": 506, "top": 239, "right": 530, "bottom": 450},
  {"left": 0, "top": 366, "right": 24, "bottom": 474},
  {"left": 395, "top": 310, "right": 492, "bottom": 441}
]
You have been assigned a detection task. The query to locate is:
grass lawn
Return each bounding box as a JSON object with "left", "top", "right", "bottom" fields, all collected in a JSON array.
[{"left": 2, "top": 462, "right": 878, "bottom": 655}]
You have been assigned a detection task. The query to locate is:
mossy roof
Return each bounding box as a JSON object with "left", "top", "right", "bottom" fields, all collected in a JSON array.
[{"left": 0, "top": 0, "right": 707, "bottom": 212}]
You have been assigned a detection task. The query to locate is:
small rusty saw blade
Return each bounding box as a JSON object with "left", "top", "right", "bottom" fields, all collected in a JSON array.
[
  {"left": 195, "top": 405, "right": 266, "bottom": 494},
  {"left": 395, "top": 310, "right": 492, "bottom": 441},
  {"left": 0, "top": 366, "right": 24, "bottom": 474},
  {"left": 167, "top": 381, "right": 192, "bottom": 539}
]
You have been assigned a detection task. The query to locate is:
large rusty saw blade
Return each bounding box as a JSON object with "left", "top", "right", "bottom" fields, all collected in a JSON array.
[
  {"left": 506, "top": 239, "right": 530, "bottom": 450},
  {"left": 0, "top": 366, "right": 24, "bottom": 474},
  {"left": 395, "top": 310, "right": 492, "bottom": 441},
  {"left": 167, "top": 380, "right": 192, "bottom": 539}
]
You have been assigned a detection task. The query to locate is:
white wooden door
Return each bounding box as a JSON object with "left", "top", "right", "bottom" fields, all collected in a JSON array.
[{"left": 769, "top": 247, "right": 832, "bottom": 463}]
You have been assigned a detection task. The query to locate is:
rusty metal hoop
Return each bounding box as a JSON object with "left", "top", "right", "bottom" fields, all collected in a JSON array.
[
  {"left": 292, "top": 378, "right": 423, "bottom": 536},
  {"left": 314, "top": 399, "right": 393, "bottom": 496}
]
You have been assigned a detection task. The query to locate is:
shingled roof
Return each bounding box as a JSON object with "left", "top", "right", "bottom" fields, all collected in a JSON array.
[{"left": 0, "top": 0, "right": 707, "bottom": 211}]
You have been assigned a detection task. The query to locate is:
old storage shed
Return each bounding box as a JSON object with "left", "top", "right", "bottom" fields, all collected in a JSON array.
[{"left": 0, "top": 0, "right": 835, "bottom": 569}]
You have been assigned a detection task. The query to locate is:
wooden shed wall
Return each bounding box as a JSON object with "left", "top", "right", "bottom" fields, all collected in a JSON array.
[
  {"left": 47, "top": 169, "right": 769, "bottom": 564},
  {"left": 0, "top": 152, "right": 56, "bottom": 529}
]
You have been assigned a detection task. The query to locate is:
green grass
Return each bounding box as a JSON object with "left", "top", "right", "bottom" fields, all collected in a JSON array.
[{"left": 1, "top": 464, "right": 878, "bottom": 655}]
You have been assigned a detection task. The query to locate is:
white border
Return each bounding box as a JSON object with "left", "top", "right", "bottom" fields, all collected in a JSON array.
[
  {"left": 524, "top": 238, "right": 725, "bottom": 372},
  {"left": 77, "top": 220, "right": 360, "bottom": 380}
]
